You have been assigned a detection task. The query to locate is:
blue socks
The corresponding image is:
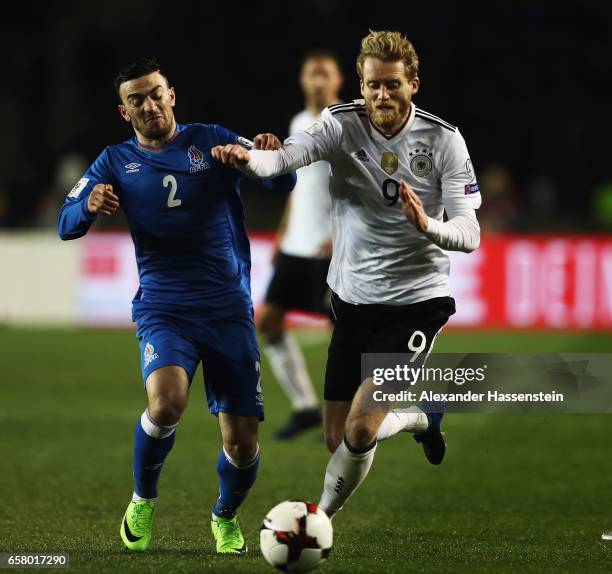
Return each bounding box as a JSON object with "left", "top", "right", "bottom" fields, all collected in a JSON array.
[
  {"left": 133, "top": 410, "right": 177, "bottom": 499},
  {"left": 212, "top": 445, "right": 260, "bottom": 519},
  {"left": 132, "top": 408, "right": 259, "bottom": 517}
]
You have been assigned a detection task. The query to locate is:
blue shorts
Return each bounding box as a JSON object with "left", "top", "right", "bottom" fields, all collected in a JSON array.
[{"left": 134, "top": 310, "right": 264, "bottom": 420}]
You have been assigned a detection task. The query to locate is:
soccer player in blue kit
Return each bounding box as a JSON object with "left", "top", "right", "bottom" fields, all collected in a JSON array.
[{"left": 57, "top": 57, "right": 296, "bottom": 555}]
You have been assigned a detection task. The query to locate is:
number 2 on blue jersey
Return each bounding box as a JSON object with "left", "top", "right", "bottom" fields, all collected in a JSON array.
[{"left": 163, "top": 175, "right": 181, "bottom": 208}]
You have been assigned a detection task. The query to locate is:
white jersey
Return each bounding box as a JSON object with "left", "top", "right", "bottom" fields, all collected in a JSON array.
[
  {"left": 280, "top": 109, "right": 332, "bottom": 258},
  {"left": 248, "top": 99, "right": 482, "bottom": 306}
]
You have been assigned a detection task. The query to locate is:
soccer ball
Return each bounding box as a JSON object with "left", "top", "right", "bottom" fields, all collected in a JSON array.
[{"left": 260, "top": 500, "right": 333, "bottom": 572}]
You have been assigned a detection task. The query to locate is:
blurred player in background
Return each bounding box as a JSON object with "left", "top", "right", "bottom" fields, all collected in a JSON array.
[
  {"left": 212, "top": 30, "right": 481, "bottom": 519},
  {"left": 260, "top": 50, "right": 343, "bottom": 439},
  {"left": 58, "top": 58, "right": 295, "bottom": 554}
]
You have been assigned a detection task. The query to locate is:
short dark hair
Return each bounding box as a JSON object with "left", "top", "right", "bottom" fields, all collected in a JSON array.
[
  {"left": 114, "top": 57, "right": 169, "bottom": 100},
  {"left": 301, "top": 49, "right": 342, "bottom": 71}
]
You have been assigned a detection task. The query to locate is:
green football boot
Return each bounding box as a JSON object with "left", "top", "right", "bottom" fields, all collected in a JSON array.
[
  {"left": 211, "top": 515, "right": 247, "bottom": 554},
  {"left": 120, "top": 500, "right": 157, "bottom": 552}
]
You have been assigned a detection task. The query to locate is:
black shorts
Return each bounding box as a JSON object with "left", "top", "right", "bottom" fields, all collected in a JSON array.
[
  {"left": 324, "top": 292, "right": 456, "bottom": 401},
  {"left": 265, "top": 252, "right": 331, "bottom": 313}
]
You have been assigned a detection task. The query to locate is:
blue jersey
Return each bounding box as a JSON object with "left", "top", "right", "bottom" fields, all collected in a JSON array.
[{"left": 58, "top": 123, "right": 296, "bottom": 320}]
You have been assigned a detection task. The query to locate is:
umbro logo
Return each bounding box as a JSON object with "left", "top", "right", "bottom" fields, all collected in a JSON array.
[
  {"left": 125, "top": 162, "right": 141, "bottom": 174},
  {"left": 354, "top": 149, "right": 369, "bottom": 163}
]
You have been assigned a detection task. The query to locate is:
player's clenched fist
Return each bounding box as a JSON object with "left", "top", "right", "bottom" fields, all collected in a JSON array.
[
  {"left": 253, "top": 133, "right": 282, "bottom": 151},
  {"left": 211, "top": 145, "right": 250, "bottom": 167},
  {"left": 399, "top": 180, "right": 429, "bottom": 233},
  {"left": 87, "top": 183, "right": 119, "bottom": 216}
]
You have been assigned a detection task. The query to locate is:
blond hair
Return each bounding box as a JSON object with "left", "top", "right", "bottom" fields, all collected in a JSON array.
[{"left": 356, "top": 30, "right": 419, "bottom": 80}]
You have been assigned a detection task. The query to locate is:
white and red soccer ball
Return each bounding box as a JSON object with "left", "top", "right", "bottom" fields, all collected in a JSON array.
[{"left": 260, "top": 500, "right": 333, "bottom": 572}]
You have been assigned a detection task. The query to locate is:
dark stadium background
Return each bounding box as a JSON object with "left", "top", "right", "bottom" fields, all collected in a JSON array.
[{"left": 2, "top": 1, "right": 612, "bottom": 231}]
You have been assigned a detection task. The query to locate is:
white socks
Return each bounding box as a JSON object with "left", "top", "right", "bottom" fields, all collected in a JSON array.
[
  {"left": 319, "top": 406, "right": 429, "bottom": 518},
  {"left": 264, "top": 332, "right": 319, "bottom": 410},
  {"left": 222, "top": 443, "right": 260, "bottom": 469},
  {"left": 140, "top": 409, "right": 178, "bottom": 439},
  {"left": 318, "top": 407, "right": 429, "bottom": 518},
  {"left": 132, "top": 492, "right": 157, "bottom": 502},
  {"left": 376, "top": 406, "right": 429, "bottom": 441},
  {"left": 319, "top": 439, "right": 377, "bottom": 519}
]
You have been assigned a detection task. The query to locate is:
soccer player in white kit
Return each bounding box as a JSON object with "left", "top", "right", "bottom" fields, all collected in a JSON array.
[
  {"left": 213, "top": 30, "right": 481, "bottom": 518},
  {"left": 260, "top": 51, "right": 343, "bottom": 440}
]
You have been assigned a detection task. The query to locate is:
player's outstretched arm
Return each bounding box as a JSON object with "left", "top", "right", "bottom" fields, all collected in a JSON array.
[
  {"left": 400, "top": 180, "right": 480, "bottom": 253},
  {"left": 212, "top": 137, "right": 323, "bottom": 179},
  {"left": 212, "top": 112, "right": 340, "bottom": 178},
  {"left": 250, "top": 132, "right": 297, "bottom": 194},
  {"left": 213, "top": 109, "right": 339, "bottom": 178},
  {"left": 58, "top": 183, "right": 119, "bottom": 240},
  {"left": 208, "top": 130, "right": 283, "bottom": 167}
]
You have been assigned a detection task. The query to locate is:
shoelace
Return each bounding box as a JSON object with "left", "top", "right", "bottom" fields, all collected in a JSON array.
[
  {"left": 217, "top": 519, "right": 241, "bottom": 545},
  {"left": 132, "top": 503, "right": 154, "bottom": 534}
]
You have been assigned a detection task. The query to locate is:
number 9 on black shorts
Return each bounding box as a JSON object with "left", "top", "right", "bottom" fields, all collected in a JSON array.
[{"left": 324, "top": 293, "right": 456, "bottom": 401}]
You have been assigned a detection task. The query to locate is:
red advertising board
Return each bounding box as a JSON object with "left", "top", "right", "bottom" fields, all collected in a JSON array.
[
  {"left": 77, "top": 233, "right": 612, "bottom": 330},
  {"left": 463, "top": 236, "right": 612, "bottom": 329}
]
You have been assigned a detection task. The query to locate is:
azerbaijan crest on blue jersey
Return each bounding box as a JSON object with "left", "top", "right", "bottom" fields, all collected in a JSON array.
[{"left": 188, "top": 145, "right": 210, "bottom": 174}]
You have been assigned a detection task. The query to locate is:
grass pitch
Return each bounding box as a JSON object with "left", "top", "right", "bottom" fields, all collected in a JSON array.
[{"left": 1, "top": 327, "right": 612, "bottom": 573}]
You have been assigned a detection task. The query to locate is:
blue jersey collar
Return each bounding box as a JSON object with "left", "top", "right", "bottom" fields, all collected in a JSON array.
[{"left": 136, "top": 124, "right": 186, "bottom": 153}]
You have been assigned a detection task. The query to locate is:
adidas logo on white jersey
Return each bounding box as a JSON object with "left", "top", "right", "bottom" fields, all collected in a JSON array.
[{"left": 354, "top": 149, "right": 369, "bottom": 163}]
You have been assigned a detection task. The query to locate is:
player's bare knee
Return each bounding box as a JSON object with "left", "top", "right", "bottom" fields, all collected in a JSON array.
[
  {"left": 148, "top": 404, "right": 181, "bottom": 426},
  {"left": 223, "top": 438, "right": 258, "bottom": 465},
  {"left": 145, "top": 369, "right": 189, "bottom": 425},
  {"left": 145, "top": 368, "right": 189, "bottom": 424},
  {"left": 344, "top": 416, "right": 377, "bottom": 450},
  {"left": 218, "top": 412, "right": 259, "bottom": 462},
  {"left": 148, "top": 395, "right": 186, "bottom": 425}
]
